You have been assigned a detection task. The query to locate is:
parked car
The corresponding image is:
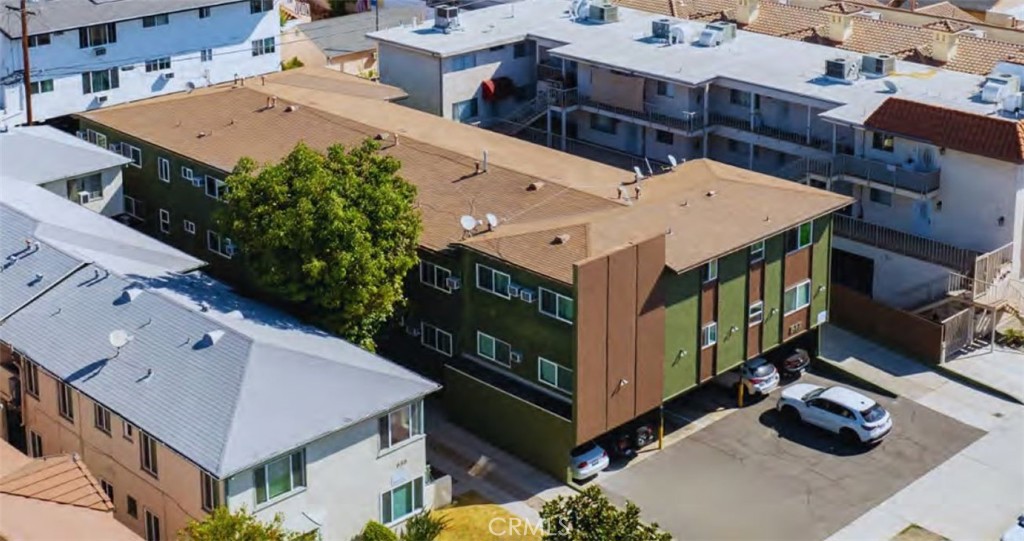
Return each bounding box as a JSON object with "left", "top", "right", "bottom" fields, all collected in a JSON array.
[
  {"left": 776, "top": 384, "right": 893, "bottom": 444},
  {"left": 718, "top": 357, "right": 780, "bottom": 398},
  {"left": 601, "top": 419, "right": 657, "bottom": 461},
  {"left": 773, "top": 348, "right": 811, "bottom": 379},
  {"left": 1002, "top": 514, "right": 1024, "bottom": 541},
  {"left": 569, "top": 441, "right": 609, "bottom": 480}
]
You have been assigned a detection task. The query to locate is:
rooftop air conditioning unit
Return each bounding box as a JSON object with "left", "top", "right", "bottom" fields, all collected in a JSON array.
[
  {"left": 982, "top": 73, "right": 1020, "bottom": 104},
  {"left": 825, "top": 57, "right": 858, "bottom": 82},
  {"left": 861, "top": 53, "right": 895, "bottom": 77},
  {"left": 78, "top": 191, "right": 92, "bottom": 204},
  {"left": 94, "top": 47, "right": 107, "bottom": 56},
  {"left": 698, "top": 21, "right": 736, "bottom": 47},
  {"left": 445, "top": 276, "right": 461, "bottom": 290},
  {"left": 652, "top": 18, "right": 672, "bottom": 40},
  {"left": 1001, "top": 92, "right": 1023, "bottom": 115},
  {"left": 434, "top": 5, "right": 460, "bottom": 31},
  {"left": 589, "top": 3, "right": 619, "bottom": 23}
]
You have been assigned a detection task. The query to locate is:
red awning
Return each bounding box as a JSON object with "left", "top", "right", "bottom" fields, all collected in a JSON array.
[{"left": 481, "top": 79, "right": 498, "bottom": 101}]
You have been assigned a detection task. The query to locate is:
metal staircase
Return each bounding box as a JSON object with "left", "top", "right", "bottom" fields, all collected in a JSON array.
[{"left": 491, "top": 97, "right": 549, "bottom": 136}]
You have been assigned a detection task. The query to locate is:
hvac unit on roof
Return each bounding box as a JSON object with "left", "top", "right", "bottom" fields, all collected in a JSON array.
[
  {"left": 981, "top": 73, "right": 1021, "bottom": 104},
  {"left": 434, "top": 5, "right": 460, "bottom": 31},
  {"left": 588, "top": 2, "right": 619, "bottom": 23},
  {"left": 825, "top": 57, "right": 859, "bottom": 82},
  {"left": 861, "top": 53, "right": 895, "bottom": 77},
  {"left": 652, "top": 18, "right": 673, "bottom": 40},
  {"left": 697, "top": 22, "right": 736, "bottom": 47},
  {"left": 1002, "top": 92, "right": 1024, "bottom": 116}
]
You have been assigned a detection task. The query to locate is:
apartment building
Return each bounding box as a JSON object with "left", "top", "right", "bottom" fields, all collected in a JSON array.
[
  {"left": 76, "top": 77, "right": 849, "bottom": 476},
  {"left": 0, "top": 125, "right": 129, "bottom": 216},
  {"left": 0, "top": 180, "right": 441, "bottom": 540},
  {"left": 0, "top": 0, "right": 282, "bottom": 126},
  {"left": 370, "top": 0, "right": 1024, "bottom": 361}
]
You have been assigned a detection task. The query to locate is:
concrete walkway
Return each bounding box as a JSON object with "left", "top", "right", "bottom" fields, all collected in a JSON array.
[
  {"left": 945, "top": 344, "right": 1024, "bottom": 404},
  {"left": 820, "top": 324, "right": 1024, "bottom": 540}
]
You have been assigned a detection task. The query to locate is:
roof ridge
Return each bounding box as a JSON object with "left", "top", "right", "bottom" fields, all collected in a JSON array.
[{"left": 214, "top": 339, "right": 258, "bottom": 477}]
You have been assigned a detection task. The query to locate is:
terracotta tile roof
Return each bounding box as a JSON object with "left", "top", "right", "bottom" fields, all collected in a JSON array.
[
  {"left": 821, "top": 1, "right": 866, "bottom": 13},
  {"left": 865, "top": 97, "right": 1024, "bottom": 163},
  {"left": 920, "top": 19, "right": 972, "bottom": 32},
  {"left": 906, "top": 36, "right": 1023, "bottom": 75},
  {"left": 914, "top": 2, "right": 979, "bottom": 22},
  {"left": 0, "top": 452, "right": 112, "bottom": 512}
]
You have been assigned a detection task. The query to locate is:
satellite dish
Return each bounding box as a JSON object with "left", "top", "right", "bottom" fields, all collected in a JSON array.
[
  {"left": 883, "top": 80, "right": 898, "bottom": 93},
  {"left": 459, "top": 215, "right": 477, "bottom": 232},
  {"left": 109, "top": 329, "right": 131, "bottom": 349},
  {"left": 485, "top": 213, "right": 499, "bottom": 229},
  {"left": 668, "top": 155, "right": 678, "bottom": 168}
]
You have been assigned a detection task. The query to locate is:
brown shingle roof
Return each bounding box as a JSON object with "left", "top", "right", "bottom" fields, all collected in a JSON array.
[
  {"left": 865, "top": 97, "right": 1024, "bottom": 163},
  {"left": 0, "top": 452, "right": 111, "bottom": 512}
]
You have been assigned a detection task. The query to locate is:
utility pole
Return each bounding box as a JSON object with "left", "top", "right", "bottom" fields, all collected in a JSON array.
[
  {"left": 6, "top": 0, "right": 34, "bottom": 124},
  {"left": 375, "top": 0, "right": 380, "bottom": 31}
]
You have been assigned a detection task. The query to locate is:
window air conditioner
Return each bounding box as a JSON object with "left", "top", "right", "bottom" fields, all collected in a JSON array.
[
  {"left": 508, "top": 284, "right": 521, "bottom": 297},
  {"left": 519, "top": 289, "right": 536, "bottom": 303},
  {"left": 510, "top": 351, "right": 523, "bottom": 363},
  {"left": 445, "top": 276, "right": 462, "bottom": 290},
  {"left": 78, "top": 191, "right": 92, "bottom": 204}
]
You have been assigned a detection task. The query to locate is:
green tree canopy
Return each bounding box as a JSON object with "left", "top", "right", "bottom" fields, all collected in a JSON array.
[
  {"left": 540, "top": 487, "right": 671, "bottom": 541},
  {"left": 178, "top": 507, "right": 316, "bottom": 541},
  {"left": 219, "top": 140, "right": 421, "bottom": 349}
]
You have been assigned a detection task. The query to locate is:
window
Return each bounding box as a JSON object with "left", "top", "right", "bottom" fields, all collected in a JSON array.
[
  {"left": 25, "top": 361, "right": 39, "bottom": 398},
  {"left": 126, "top": 496, "right": 138, "bottom": 518},
  {"left": 122, "top": 144, "right": 142, "bottom": 167},
  {"left": 158, "top": 209, "right": 170, "bottom": 234},
  {"left": 144, "top": 509, "right": 160, "bottom": 541},
  {"left": 250, "top": 0, "right": 274, "bottom": 13},
  {"left": 251, "top": 37, "right": 275, "bottom": 56},
  {"left": 181, "top": 166, "right": 194, "bottom": 183},
  {"left": 871, "top": 131, "right": 894, "bottom": 152},
  {"left": 421, "top": 323, "right": 453, "bottom": 357},
  {"left": 749, "top": 240, "right": 765, "bottom": 264},
  {"left": 28, "top": 33, "right": 51, "bottom": 47},
  {"left": 157, "top": 157, "right": 170, "bottom": 182},
  {"left": 84, "top": 129, "right": 108, "bottom": 148},
  {"left": 205, "top": 175, "right": 227, "bottom": 200},
  {"left": 419, "top": 261, "right": 452, "bottom": 293},
  {"left": 79, "top": 23, "right": 117, "bottom": 48},
  {"left": 140, "top": 432, "right": 158, "bottom": 477},
  {"left": 30, "top": 79, "right": 54, "bottom": 94},
  {"left": 538, "top": 358, "right": 572, "bottom": 395},
  {"left": 589, "top": 113, "right": 617, "bottom": 134},
  {"left": 254, "top": 450, "right": 305, "bottom": 505},
  {"left": 381, "top": 477, "right": 424, "bottom": 525},
  {"left": 200, "top": 48, "right": 213, "bottom": 62},
  {"left": 729, "top": 89, "right": 750, "bottom": 106},
  {"left": 199, "top": 6, "right": 212, "bottom": 18},
  {"left": 784, "top": 280, "right": 811, "bottom": 314},
  {"left": 655, "top": 80, "right": 674, "bottom": 97},
  {"left": 69, "top": 174, "right": 103, "bottom": 201},
  {"left": 100, "top": 479, "right": 114, "bottom": 501},
  {"left": 539, "top": 288, "right": 574, "bottom": 324},
  {"left": 57, "top": 381, "right": 74, "bottom": 421},
  {"left": 144, "top": 57, "right": 171, "bottom": 72},
  {"left": 785, "top": 221, "right": 813, "bottom": 253},
  {"left": 701, "top": 322, "right": 718, "bottom": 348},
  {"left": 452, "top": 98, "right": 478, "bottom": 123},
  {"left": 513, "top": 42, "right": 527, "bottom": 58},
  {"left": 81, "top": 68, "right": 119, "bottom": 94},
  {"left": 488, "top": 45, "right": 505, "bottom": 52},
  {"left": 378, "top": 401, "right": 424, "bottom": 450},
  {"left": 748, "top": 301, "right": 764, "bottom": 326},
  {"left": 701, "top": 259, "right": 718, "bottom": 283},
  {"left": 94, "top": 403, "right": 112, "bottom": 435},
  {"left": 655, "top": 129, "right": 674, "bottom": 145},
  {"left": 123, "top": 420, "right": 135, "bottom": 441},
  {"left": 29, "top": 431, "right": 42, "bottom": 458},
  {"left": 476, "top": 264, "right": 511, "bottom": 298},
  {"left": 477, "top": 331, "right": 512, "bottom": 367},
  {"left": 207, "top": 231, "right": 234, "bottom": 258},
  {"left": 124, "top": 195, "right": 141, "bottom": 218},
  {"left": 869, "top": 188, "right": 892, "bottom": 206},
  {"left": 201, "top": 472, "right": 219, "bottom": 512},
  {"left": 142, "top": 14, "right": 169, "bottom": 28},
  {"left": 449, "top": 53, "right": 476, "bottom": 72},
  {"left": 184, "top": 220, "right": 196, "bottom": 235}
]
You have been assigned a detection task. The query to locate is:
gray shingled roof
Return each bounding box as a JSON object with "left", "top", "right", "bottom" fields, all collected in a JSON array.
[
  {"left": 0, "top": 0, "right": 243, "bottom": 38},
  {"left": 0, "top": 185, "right": 439, "bottom": 477},
  {"left": 298, "top": 7, "right": 427, "bottom": 57},
  {"left": 0, "top": 127, "right": 130, "bottom": 186}
]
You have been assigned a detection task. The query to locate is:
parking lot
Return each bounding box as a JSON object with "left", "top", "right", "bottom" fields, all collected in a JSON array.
[{"left": 598, "top": 373, "right": 984, "bottom": 541}]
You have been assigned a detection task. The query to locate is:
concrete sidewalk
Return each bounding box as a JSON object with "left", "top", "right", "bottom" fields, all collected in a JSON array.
[{"left": 945, "top": 344, "right": 1024, "bottom": 404}]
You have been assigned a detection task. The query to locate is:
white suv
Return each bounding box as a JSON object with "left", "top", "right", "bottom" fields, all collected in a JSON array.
[{"left": 776, "top": 384, "right": 893, "bottom": 444}]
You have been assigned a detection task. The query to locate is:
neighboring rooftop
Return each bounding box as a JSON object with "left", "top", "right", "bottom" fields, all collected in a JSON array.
[
  {"left": 298, "top": 7, "right": 428, "bottom": 58},
  {"left": 0, "top": 185, "right": 439, "bottom": 477},
  {"left": 255, "top": 66, "right": 410, "bottom": 102},
  {"left": 0, "top": 0, "right": 243, "bottom": 38},
  {"left": 0, "top": 126, "right": 130, "bottom": 185},
  {"left": 912, "top": 2, "right": 980, "bottom": 22}
]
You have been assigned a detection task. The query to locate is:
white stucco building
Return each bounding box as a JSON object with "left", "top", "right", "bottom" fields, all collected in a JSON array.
[{"left": 0, "top": 0, "right": 282, "bottom": 126}]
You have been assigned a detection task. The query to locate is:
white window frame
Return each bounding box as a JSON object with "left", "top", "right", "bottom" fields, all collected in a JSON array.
[
  {"left": 144, "top": 509, "right": 160, "bottom": 541},
  {"left": 100, "top": 479, "right": 114, "bottom": 501},
  {"left": 201, "top": 471, "right": 219, "bottom": 512},
  {"left": 750, "top": 240, "right": 765, "bottom": 264},
  {"left": 787, "top": 221, "right": 813, "bottom": 253},
  {"left": 449, "top": 53, "right": 477, "bottom": 72},
  {"left": 94, "top": 403, "right": 112, "bottom": 435},
  {"left": 702, "top": 259, "right": 718, "bottom": 283},
  {"left": 475, "top": 264, "right": 511, "bottom": 299},
  {"left": 251, "top": 36, "right": 275, "bottom": 57},
  {"left": 29, "top": 79, "right": 54, "bottom": 94},
  {"left": 205, "top": 175, "right": 227, "bottom": 200},
  {"left": 157, "top": 157, "right": 170, "bottom": 182},
  {"left": 748, "top": 300, "right": 764, "bottom": 326},
  {"left": 419, "top": 261, "right": 452, "bottom": 293},
  {"left": 476, "top": 331, "right": 512, "bottom": 367},
  {"left": 701, "top": 322, "right": 718, "bottom": 349},
  {"left": 158, "top": 209, "right": 170, "bottom": 233},
  {"left": 123, "top": 420, "right": 135, "bottom": 441},
  {"left": 144, "top": 57, "right": 171, "bottom": 72},
  {"left": 183, "top": 220, "right": 196, "bottom": 235},
  {"left": 420, "top": 323, "right": 453, "bottom": 357},
  {"left": 537, "top": 357, "right": 572, "bottom": 395},
  {"left": 142, "top": 13, "right": 169, "bottom": 28},
  {"left": 140, "top": 431, "right": 158, "bottom": 477},
  {"left": 206, "top": 230, "right": 233, "bottom": 259},
  {"left": 538, "top": 287, "right": 574, "bottom": 324},
  {"left": 81, "top": 67, "right": 119, "bottom": 94},
  {"left": 124, "top": 195, "right": 140, "bottom": 218},
  {"left": 200, "top": 48, "right": 213, "bottom": 62},
  {"left": 29, "top": 431, "right": 42, "bottom": 458},
  {"left": 181, "top": 166, "right": 193, "bottom": 183},
  {"left": 122, "top": 144, "right": 142, "bottom": 168},
  {"left": 380, "top": 477, "right": 424, "bottom": 526},
  {"left": 57, "top": 381, "right": 74, "bottom": 421},
  {"left": 784, "top": 280, "right": 812, "bottom": 315},
  {"left": 378, "top": 401, "right": 424, "bottom": 451}
]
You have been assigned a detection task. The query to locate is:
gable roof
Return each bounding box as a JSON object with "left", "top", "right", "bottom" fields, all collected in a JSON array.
[
  {"left": 865, "top": 97, "right": 1024, "bottom": 163},
  {"left": 913, "top": 2, "right": 979, "bottom": 22},
  {"left": 0, "top": 126, "right": 130, "bottom": 186},
  {"left": 0, "top": 451, "right": 112, "bottom": 512},
  {"left": 0, "top": 0, "right": 243, "bottom": 38}
]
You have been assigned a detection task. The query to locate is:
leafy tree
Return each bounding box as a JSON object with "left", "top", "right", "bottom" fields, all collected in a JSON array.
[
  {"left": 178, "top": 506, "right": 317, "bottom": 541},
  {"left": 359, "top": 521, "right": 397, "bottom": 541},
  {"left": 399, "top": 510, "right": 448, "bottom": 541},
  {"left": 539, "top": 487, "right": 671, "bottom": 541},
  {"left": 219, "top": 141, "right": 421, "bottom": 349}
]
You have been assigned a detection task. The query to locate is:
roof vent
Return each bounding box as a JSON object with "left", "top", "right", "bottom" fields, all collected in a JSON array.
[
  {"left": 706, "top": 190, "right": 717, "bottom": 197},
  {"left": 115, "top": 289, "right": 143, "bottom": 305},
  {"left": 527, "top": 181, "right": 546, "bottom": 191},
  {"left": 698, "top": 22, "right": 736, "bottom": 47},
  {"left": 861, "top": 53, "right": 895, "bottom": 77},
  {"left": 196, "top": 330, "right": 225, "bottom": 349},
  {"left": 552, "top": 234, "right": 571, "bottom": 245},
  {"left": 434, "top": 5, "right": 461, "bottom": 32},
  {"left": 588, "top": 2, "right": 619, "bottom": 23},
  {"left": 825, "top": 57, "right": 859, "bottom": 81},
  {"left": 982, "top": 73, "right": 1020, "bottom": 104},
  {"left": 226, "top": 310, "right": 244, "bottom": 319}
]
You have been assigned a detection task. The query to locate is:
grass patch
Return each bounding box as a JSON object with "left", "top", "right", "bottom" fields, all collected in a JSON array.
[
  {"left": 892, "top": 524, "right": 949, "bottom": 541},
  {"left": 436, "top": 491, "right": 542, "bottom": 541}
]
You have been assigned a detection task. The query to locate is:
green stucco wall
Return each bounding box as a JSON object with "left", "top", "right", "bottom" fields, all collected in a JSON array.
[
  {"left": 663, "top": 269, "right": 700, "bottom": 400},
  {"left": 811, "top": 215, "right": 833, "bottom": 327},
  {"left": 444, "top": 366, "right": 574, "bottom": 479},
  {"left": 762, "top": 235, "right": 784, "bottom": 350},
  {"left": 715, "top": 250, "right": 747, "bottom": 374}
]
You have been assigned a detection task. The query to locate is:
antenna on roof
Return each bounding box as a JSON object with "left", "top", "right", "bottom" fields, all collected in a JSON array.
[
  {"left": 485, "top": 213, "right": 499, "bottom": 231},
  {"left": 460, "top": 215, "right": 477, "bottom": 238},
  {"left": 109, "top": 329, "right": 133, "bottom": 359}
]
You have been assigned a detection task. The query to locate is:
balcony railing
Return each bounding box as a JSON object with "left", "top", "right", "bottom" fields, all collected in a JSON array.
[
  {"left": 708, "top": 111, "right": 832, "bottom": 150},
  {"left": 580, "top": 96, "right": 705, "bottom": 133},
  {"left": 545, "top": 87, "right": 579, "bottom": 108},
  {"left": 835, "top": 155, "right": 940, "bottom": 194},
  {"left": 537, "top": 63, "right": 563, "bottom": 83},
  {"left": 834, "top": 214, "right": 980, "bottom": 273}
]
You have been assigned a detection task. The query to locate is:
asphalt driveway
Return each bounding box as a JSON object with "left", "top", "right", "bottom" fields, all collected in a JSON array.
[{"left": 598, "top": 373, "right": 984, "bottom": 541}]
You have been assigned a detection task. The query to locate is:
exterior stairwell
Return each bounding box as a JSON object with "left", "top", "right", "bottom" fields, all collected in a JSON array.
[{"left": 491, "top": 97, "right": 549, "bottom": 136}]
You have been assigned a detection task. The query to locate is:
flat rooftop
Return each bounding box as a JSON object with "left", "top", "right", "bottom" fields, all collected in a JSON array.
[{"left": 369, "top": 0, "right": 1020, "bottom": 125}]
